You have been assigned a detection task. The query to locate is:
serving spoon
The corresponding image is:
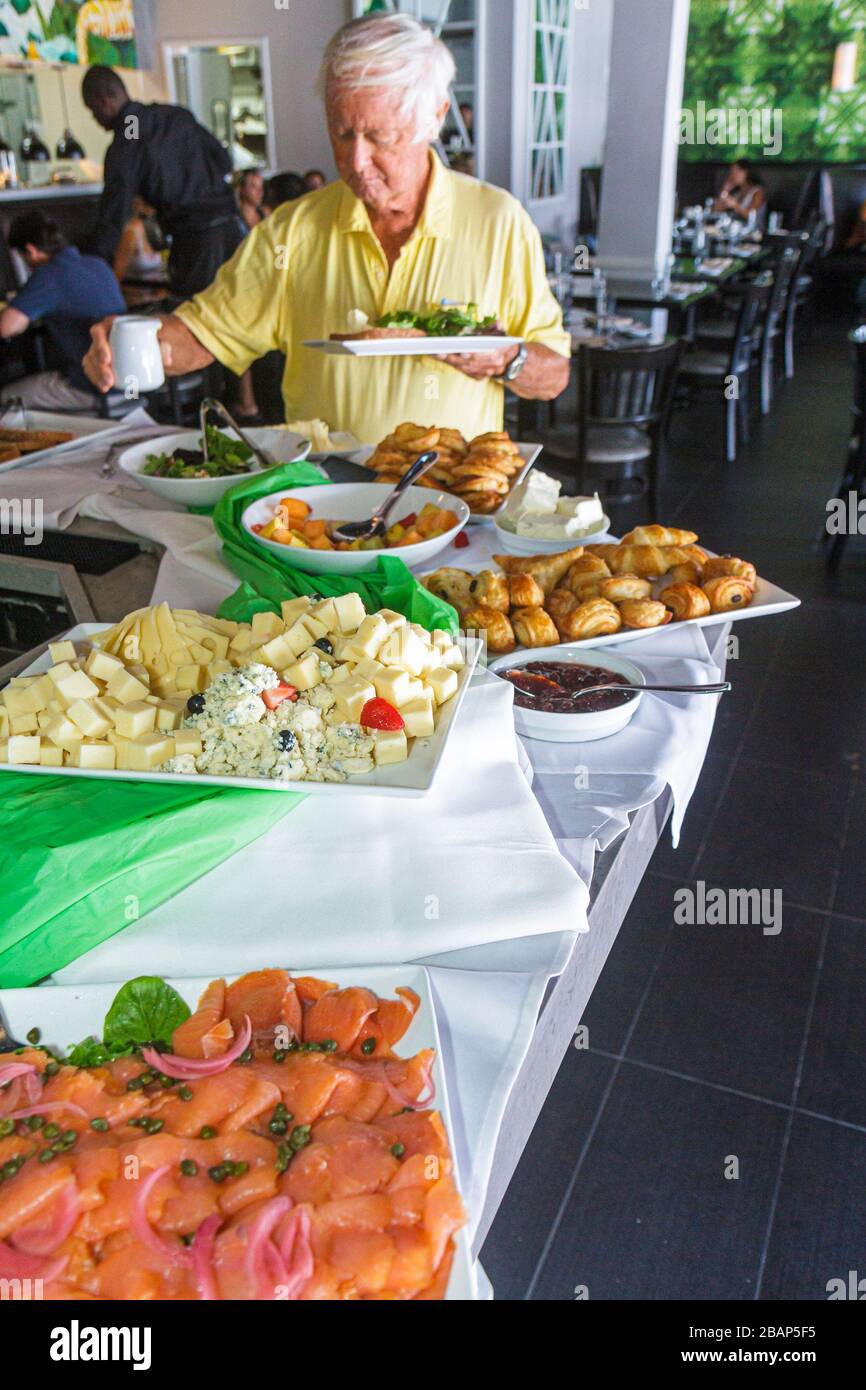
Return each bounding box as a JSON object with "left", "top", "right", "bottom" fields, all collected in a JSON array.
[
  {"left": 331, "top": 450, "right": 439, "bottom": 542},
  {"left": 199, "top": 397, "right": 276, "bottom": 471},
  {"left": 571, "top": 681, "right": 731, "bottom": 700}
]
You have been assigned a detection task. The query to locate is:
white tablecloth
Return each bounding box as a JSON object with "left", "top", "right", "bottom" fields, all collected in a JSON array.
[{"left": 8, "top": 416, "right": 729, "bottom": 1261}]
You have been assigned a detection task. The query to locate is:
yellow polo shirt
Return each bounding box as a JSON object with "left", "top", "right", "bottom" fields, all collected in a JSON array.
[{"left": 175, "top": 151, "right": 570, "bottom": 443}]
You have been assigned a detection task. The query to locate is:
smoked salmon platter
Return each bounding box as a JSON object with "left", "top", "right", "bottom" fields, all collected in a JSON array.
[{"left": 0, "top": 965, "right": 477, "bottom": 1300}]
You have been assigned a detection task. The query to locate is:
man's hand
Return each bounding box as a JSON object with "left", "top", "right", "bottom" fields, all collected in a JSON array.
[
  {"left": 436, "top": 341, "right": 570, "bottom": 402},
  {"left": 84, "top": 314, "right": 209, "bottom": 392},
  {"left": 435, "top": 344, "right": 520, "bottom": 381}
]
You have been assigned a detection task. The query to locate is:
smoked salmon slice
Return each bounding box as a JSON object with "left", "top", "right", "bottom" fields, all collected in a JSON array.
[{"left": 0, "top": 970, "right": 466, "bottom": 1300}]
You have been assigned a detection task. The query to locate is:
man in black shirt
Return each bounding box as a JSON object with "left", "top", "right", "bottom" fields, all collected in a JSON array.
[{"left": 82, "top": 66, "right": 243, "bottom": 298}]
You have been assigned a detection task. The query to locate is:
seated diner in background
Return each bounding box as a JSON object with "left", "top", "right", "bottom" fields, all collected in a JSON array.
[
  {"left": 0, "top": 211, "right": 125, "bottom": 411},
  {"left": 304, "top": 168, "right": 328, "bottom": 190},
  {"left": 712, "top": 158, "right": 766, "bottom": 225},
  {"left": 112, "top": 195, "right": 168, "bottom": 307},
  {"left": 235, "top": 168, "right": 265, "bottom": 232},
  {"left": 261, "top": 171, "right": 309, "bottom": 217},
  {"left": 82, "top": 12, "right": 570, "bottom": 444}
]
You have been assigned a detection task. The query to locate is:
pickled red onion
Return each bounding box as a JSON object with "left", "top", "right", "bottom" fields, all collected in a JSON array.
[
  {"left": 243, "top": 1196, "right": 291, "bottom": 1299},
  {"left": 192, "top": 1214, "right": 222, "bottom": 1301},
  {"left": 0, "top": 1240, "right": 68, "bottom": 1283},
  {"left": 131, "top": 1164, "right": 192, "bottom": 1266},
  {"left": 278, "top": 1206, "right": 313, "bottom": 1299},
  {"left": 141, "top": 1015, "right": 252, "bottom": 1079},
  {"left": 5, "top": 1101, "right": 89, "bottom": 1123}
]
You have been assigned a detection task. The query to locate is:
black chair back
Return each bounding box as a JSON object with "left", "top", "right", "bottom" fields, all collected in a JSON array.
[
  {"left": 577, "top": 338, "right": 683, "bottom": 429},
  {"left": 729, "top": 280, "right": 769, "bottom": 376}
]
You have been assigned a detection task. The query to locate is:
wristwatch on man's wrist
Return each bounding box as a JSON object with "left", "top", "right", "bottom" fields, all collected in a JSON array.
[{"left": 497, "top": 342, "right": 528, "bottom": 385}]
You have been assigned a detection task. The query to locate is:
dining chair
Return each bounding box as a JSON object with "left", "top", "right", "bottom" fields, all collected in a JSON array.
[
  {"left": 823, "top": 328, "right": 866, "bottom": 572},
  {"left": 675, "top": 281, "right": 768, "bottom": 463},
  {"left": 575, "top": 337, "right": 682, "bottom": 516},
  {"left": 781, "top": 218, "right": 826, "bottom": 379}
]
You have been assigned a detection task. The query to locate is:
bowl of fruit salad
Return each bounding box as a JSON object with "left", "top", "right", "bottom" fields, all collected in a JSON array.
[
  {"left": 118, "top": 425, "right": 311, "bottom": 506},
  {"left": 241, "top": 483, "right": 470, "bottom": 575}
]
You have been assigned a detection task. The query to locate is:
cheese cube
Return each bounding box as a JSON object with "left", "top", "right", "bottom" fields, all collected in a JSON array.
[
  {"left": 354, "top": 658, "right": 384, "bottom": 682},
  {"left": 7, "top": 734, "right": 40, "bottom": 764},
  {"left": 344, "top": 614, "right": 388, "bottom": 661},
  {"left": 334, "top": 677, "right": 376, "bottom": 722},
  {"left": 372, "top": 668, "right": 423, "bottom": 708},
  {"left": 39, "top": 743, "right": 64, "bottom": 767},
  {"left": 174, "top": 729, "right": 203, "bottom": 757},
  {"left": 257, "top": 633, "right": 296, "bottom": 670},
  {"left": 67, "top": 699, "right": 111, "bottom": 738},
  {"left": 310, "top": 598, "right": 338, "bottom": 631},
  {"left": 0, "top": 708, "right": 8, "bottom": 737},
  {"left": 400, "top": 697, "right": 435, "bottom": 738},
  {"left": 229, "top": 627, "right": 254, "bottom": 654},
  {"left": 48, "top": 640, "right": 77, "bottom": 663},
  {"left": 409, "top": 622, "right": 432, "bottom": 642},
  {"left": 325, "top": 663, "right": 352, "bottom": 686},
  {"left": 298, "top": 613, "right": 329, "bottom": 643},
  {"left": 431, "top": 629, "right": 452, "bottom": 651},
  {"left": 10, "top": 712, "right": 39, "bottom": 735},
  {"left": 128, "top": 733, "right": 175, "bottom": 771},
  {"left": 154, "top": 701, "right": 185, "bottom": 732},
  {"left": 70, "top": 741, "right": 116, "bottom": 770},
  {"left": 280, "top": 596, "right": 312, "bottom": 626},
  {"left": 283, "top": 619, "right": 316, "bottom": 659},
  {"left": 175, "top": 665, "right": 208, "bottom": 694},
  {"left": 427, "top": 667, "right": 459, "bottom": 705},
  {"left": 2, "top": 684, "right": 42, "bottom": 716},
  {"left": 439, "top": 643, "right": 465, "bottom": 671},
  {"left": 45, "top": 715, "right": 83, "bottom": 750},
  {"left": 30, "top": 675, "right": 57, "bottom": 708},
  {"left": 92, "top": 696, "right": 121, "bottom": 723},
  {"left": 251, "top": 611, "right": 283, "bottom": 643},
  {"left": 373, "top": 729, "right": 408, "bottom": 766},
  {"left": 199, "top": 632, "right": 229, "bottom": 661},
  {"left": 377, "top": 629, "right": 428, "bottom": 677},
  {"left": 115, "top": 702, "right": 157, "bottom": 738},
  {"left": 377, "top": 609, "right": 408, "bottom": 634},
  {"left": 333, "top": 592, "right": 366, "bottom": 633},
  {"left": 46, "top": 662, "right": 75, "bottom": 686},
  {"left": 106, "top": 731, "right": 132, "bottom": 770},
  {"left": 85, "top": 649, "right": 125, "bottom": 683},
  {"left": 106, "top": 668, "right": 150, "bottom": 704},
  {"left": 281, "top": 651, "right": 321, "bottom": 692},
  {"left": 36, "top": 710, "right": 55, "bottom": 730},
  {"left": 210, "top": 659, "right": 232, "bottom": 678}
]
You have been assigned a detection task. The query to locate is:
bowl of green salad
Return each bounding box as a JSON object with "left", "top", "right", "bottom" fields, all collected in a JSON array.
[{"left": 118, "top": 424, "right": 312, "bottom": 506}]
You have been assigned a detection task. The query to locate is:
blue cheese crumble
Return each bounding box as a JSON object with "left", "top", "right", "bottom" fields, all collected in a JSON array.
[{"left": 160, "top": 663, "right": 375, "bottom": 782}]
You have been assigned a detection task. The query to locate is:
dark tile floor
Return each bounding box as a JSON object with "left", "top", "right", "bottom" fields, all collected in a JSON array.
[{"left": 483, "top": 314, "right": 866, "bottom": 1300}]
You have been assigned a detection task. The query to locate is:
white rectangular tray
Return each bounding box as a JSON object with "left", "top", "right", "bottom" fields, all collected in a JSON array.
[
  {"left": 0, "top": 962, "right": 477, "bottom": 1301},
  {"left": 0, "top": 410, "right": 129, "bottom": 475},
  {"left": 303, "top": 335, "right": 520, "bottom": 357},
  {"left": 0, "top": 624, "right": 482, "bottom": 798},
  {"left": 425, "top": 558, "right": 800, "bottom": 655},
  {"left": 354, "top": 441, "right": 543, "bottom": 527}
]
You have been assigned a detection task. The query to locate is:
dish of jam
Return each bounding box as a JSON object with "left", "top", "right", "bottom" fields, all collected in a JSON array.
[{"left": 502, "top": 661, "right": 638, "bottom": 714}]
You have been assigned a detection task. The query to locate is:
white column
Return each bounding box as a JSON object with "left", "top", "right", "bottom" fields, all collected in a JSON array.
[{"left": 596, "top": 0, "right": 691, "bottom": 286}]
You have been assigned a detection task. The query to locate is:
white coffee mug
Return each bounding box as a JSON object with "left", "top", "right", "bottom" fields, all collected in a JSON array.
[{"left": 110, "top": 315, "right": 165, "bottom": 394}]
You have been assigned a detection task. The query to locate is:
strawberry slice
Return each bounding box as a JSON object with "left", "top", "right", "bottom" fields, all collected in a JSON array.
[
  {"left": 398, "top": 512, "right": 417, "bottom": 528},
  {"left": 360, "top": 698, "right": 404, "bottom": 731},
  {"left": 454, "top": 530, "right": 470, "bottom": 549},
  {"left": 262, "top": 683, "right": 298, "bottom": 710}
]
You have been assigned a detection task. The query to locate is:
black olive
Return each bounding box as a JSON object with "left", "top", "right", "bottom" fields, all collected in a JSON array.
[
  {"left": 186, "top": 694, "right": 206, "bottom": 714},
  {"left": 314, "top": 637, "right": 333, "bottom": 655},
  {"left": 308, "top": 592, "right": 324, "bottom": 602},
  {"left": 278, "top": 729, "right": 296, "bottom": 752}
]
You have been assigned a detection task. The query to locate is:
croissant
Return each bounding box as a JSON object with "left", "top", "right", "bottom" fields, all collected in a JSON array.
[
  {"left": 508, "top": 572, "right": 546, "bottom": 608},
  {"left": 555, "top": 597, "right": 622, "bottom": 641},
  {"left": 620, "top": 525, "right": 698, "bottom": 547},
  {"left": 702, "top": 576, "right": 754, "bottom": 613},
  {"left": 461, "top": 604, "right": 516, "bottom": 653},
  {"left": 493, "top": 544, "right": 585, "bottom": 593},
  {"left": 511, "top": 606, "right": 559, "bottom": 648},
  {"left": 618, "top": 599, "right": 672, "bottom": 630},
  {"left": 468, "top": 570, "right": 510, "bottom": 613},
  {"left": 661, "top": 582, "right": 711, "bottom": 621},
  {"left": 563, "top": 555, "right": 611, "bottom": 597},
  {"left": 545, "top": 588, "right": 579, "bottom": 626},
  {"left": 702, "top": 556, "right": 757, "bottom": 589},
  {"left": 668, "top": 561, "right": 704, "bottom": 585},
  {"left": 612, "top": 545, "right": 691, "bottom": 577},
  {"left": 423, "top": 567, "right": 473, "bottom": 613},
  {"left": 600, "top": 574, "right": 652, "bottom": 603}
]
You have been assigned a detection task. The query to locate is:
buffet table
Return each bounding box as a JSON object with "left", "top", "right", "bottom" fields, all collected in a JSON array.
[{"left": 0, "top": 414, "right": 729, "bottom": 1272}]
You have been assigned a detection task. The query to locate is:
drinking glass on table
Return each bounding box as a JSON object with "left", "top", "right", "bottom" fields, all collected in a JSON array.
[{"left": 592, "top": 267, "right": 609, "bottom": 334}]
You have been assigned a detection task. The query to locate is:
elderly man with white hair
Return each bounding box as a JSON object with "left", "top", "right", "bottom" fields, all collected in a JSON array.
[{"left": 83, "top": 13, "right": 570, "bottom": 441}]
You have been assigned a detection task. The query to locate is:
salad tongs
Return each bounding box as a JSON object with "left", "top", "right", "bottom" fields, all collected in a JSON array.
[{"left": 199, "top": 398, "right": 275, "bottom": 471}]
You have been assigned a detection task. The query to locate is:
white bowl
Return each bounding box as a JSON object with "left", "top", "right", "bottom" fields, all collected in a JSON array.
[
  {"left": 488, "top": 645, "right": 645, "bottom": 742},
  {"left": 241, "top": 482, "right": 470, "bottom": 576},
  {"left": 119, "top": 429, "right": 312, "bottom": 507},
  {"left": 492, "top": 512, "right": 611, "bottom": 555}
]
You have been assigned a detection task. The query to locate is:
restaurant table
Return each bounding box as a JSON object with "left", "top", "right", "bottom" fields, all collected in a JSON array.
[{"left": 1, "top": 414, "right": 730, "bottom": 1269}]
